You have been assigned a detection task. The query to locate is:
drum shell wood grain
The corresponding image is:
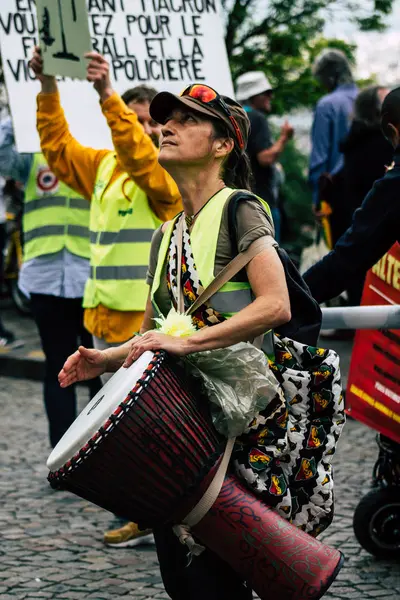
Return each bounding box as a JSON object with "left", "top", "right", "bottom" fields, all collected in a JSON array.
[
  {"left": 48, "top": 354, "right": 223, "bottom": 528},
  {"left": 191, "top": 473, "right": 343, "bottom": 600}
]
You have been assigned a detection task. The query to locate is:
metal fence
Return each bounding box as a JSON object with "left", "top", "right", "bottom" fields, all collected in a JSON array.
[{"left": 321, "top": 305, "right": 400, "bottom": 330}]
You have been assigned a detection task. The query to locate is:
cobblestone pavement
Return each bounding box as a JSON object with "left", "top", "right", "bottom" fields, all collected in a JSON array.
[{"left": 1, "top": 376, "right": 399, "bottom": 600}]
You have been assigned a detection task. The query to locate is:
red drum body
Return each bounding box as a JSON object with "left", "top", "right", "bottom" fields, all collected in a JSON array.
[
  {"left": 47, "top": 351, "right": 222, "bottom": 527},
  {"left": 47, "top": 351, "right": 343, "bottom": 600},
  {"left": 192, "top": 474, "right": 343, "bottom": 600}
]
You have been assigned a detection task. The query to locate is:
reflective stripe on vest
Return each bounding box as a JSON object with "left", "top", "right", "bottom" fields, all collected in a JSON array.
[
  {"left": 151, "top": 188, "right": 275, "bottom": 358},
  {"left": 24, "top": 224, "right": 89, "bottom": 243},
  {"left": 23, "top": 153, "right": 90, "bottom": 261},
  {"left": 23, "top": 196, "right": 89, "bottom": 214},
  {"left": 91, "top": 265, "right": 148, "bottom": 280},
  {"left": 262, "top": 332, "right": 275, "bottom": 357},
  {"left": 211, "top": 288, "right": 254, "bottom": 314},
  {"left": 89, "top": 228, "right": 155, "bottom": 245},
  {"left": 83, "top": 153, "right": 162, "bottom": 312}
]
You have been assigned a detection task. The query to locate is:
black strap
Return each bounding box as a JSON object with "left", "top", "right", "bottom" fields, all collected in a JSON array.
[
  {"left": 227, "top": 190, "right": 274, "bottom": 280},
  {"left": 227, "top": 190, "right": 322, "bottom": 346}
]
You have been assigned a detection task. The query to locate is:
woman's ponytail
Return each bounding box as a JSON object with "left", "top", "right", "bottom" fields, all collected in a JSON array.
[
  {"left": 212, "top": 120, "right": 254, "bottom": 191},
  {"left": 223, "top": 148, "right": 253, "bottom": 191}
]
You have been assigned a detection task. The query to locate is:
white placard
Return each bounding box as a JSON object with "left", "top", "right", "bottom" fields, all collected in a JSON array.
[
  {"left": 0, "top": 0, "right": 234, "bottom": 153},
  {"left": 37, "top": 0, "right": 92, "bottom": 80}
]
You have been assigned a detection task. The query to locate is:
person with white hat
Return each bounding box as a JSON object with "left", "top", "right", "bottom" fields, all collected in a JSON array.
[{"left": 235, "top": 71, "right": 294, "bottom": 241}]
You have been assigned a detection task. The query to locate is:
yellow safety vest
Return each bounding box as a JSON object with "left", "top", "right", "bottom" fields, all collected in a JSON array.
[
  {"left": 151, "top": 187, "right": 275, "bottom": 356},
  {"left": 23, "top": 153, "right": 90, "bottom": 261},
  {"left": 83, "top": 153, "right": 162, "bottom": 312}
]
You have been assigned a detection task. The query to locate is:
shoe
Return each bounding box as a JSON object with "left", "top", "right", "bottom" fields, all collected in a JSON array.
[
  {"left": 0, "top": 331, "right": 24, "bottom": 349},
  {"left": 103, "top": 521, "right": 155, "bottom": 548}
]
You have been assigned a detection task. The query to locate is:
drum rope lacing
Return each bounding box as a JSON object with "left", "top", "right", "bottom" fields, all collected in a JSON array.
[
  {"left": 48, "top": 354, "right": 164, "bottom": 481},
  {"left": 173, "top": 436, "right": 236, "bottom": 563}
]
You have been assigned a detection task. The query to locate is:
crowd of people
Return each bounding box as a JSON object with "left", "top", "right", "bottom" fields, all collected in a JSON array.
[{"left": 1, "top": 43, "right": 399, "bottom": 597}]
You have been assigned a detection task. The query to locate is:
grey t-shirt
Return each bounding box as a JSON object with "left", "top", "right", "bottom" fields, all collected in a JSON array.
[{"left": 147, "top": 196, "right": 274, "bottom": 316}]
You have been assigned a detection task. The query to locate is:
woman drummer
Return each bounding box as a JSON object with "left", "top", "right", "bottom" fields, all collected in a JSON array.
[{"left": 58, "top": 85, "right": 329, "bottom": 599}]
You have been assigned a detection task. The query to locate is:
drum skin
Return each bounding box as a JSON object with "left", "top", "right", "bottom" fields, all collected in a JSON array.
[{"left": 191, "top": 474, "right": 344, "bottom": 600}]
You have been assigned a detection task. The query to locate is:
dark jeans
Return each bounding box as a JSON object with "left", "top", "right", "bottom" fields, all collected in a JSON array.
[
  {"left": 154, "top": 527, "right": 253, "bottom": 600},
  {"left": 0, "top": 223, "right": 10, "bottom": 337},
  {"left": 30, "top": 293, "right": 101, "bottom": 448}
]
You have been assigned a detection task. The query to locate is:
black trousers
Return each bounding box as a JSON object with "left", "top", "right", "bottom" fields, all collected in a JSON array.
[
  {"left": 30, "top": 293, "right": 101, "bottom": 448},
  {"left": 154, "top": 527, "right": 253, "bottom": 600},
  {"left": 0, "top": 223, "right": 10, "bottom": 337}
]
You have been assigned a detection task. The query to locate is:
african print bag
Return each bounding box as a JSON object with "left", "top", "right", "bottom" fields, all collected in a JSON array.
[
  {"left": 166, "top": 215, "right": 345, "bottom": 536},
  {"left": 233, "top": 335, "right": 345, "bottom": 536}
]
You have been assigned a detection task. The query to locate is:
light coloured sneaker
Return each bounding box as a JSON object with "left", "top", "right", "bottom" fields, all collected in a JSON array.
[
  {"left": 0, "top": 334, "right": 24, "bottom": 349},
  {"left": 103, "top": 521, "right": 155, "bottom": 548}
]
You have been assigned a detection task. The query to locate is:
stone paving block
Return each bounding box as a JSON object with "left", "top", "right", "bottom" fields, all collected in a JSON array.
[
  {"left": 3, "top": 588, "right": 30, "bottom": 599},
  {"left": 57, "top": 594, "right": 94, "bottom": 599},
  {"left": 43, "top": 573, "right": 77, "bottom": 583},
  {"left": 18, "top": 579, "right": 51, "bottom": 589},
  {"left": 366, "top": 591, "right": 399, "bottom": 598},
  {"left": 138, "top": 588, "right": 164, "bottom": 597},
  {"left": 2, "top": 576, "right": 33, "bottom": 586},
  {"left": 85, "top": 562, "right": 115, "bottom": 571},
  {"left": 102, "top": 577, "right": 128, "bottom": 586},
  {"left": 86, "top": 595, "right": 125, "bottom": 600}
]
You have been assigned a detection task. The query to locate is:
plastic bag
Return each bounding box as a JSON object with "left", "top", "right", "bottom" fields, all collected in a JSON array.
[
  {"left": 299, "top": 229, "right": 330, "bottom": 275},
  {"left": 184, "top": 342, "right": 280, "bottom": 437}
]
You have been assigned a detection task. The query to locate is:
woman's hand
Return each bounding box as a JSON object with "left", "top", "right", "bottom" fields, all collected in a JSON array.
[
  {"left": 29, "top": 46, "right": 57, "bottom": 92},
  {"left": 123, "top": 332, "right": 190, "bottom": 367},
  {"left": 58, "top": 346, "right": 109, "bottom": 388},
  {"left": 84, "top": 52, "right": 114, "bottom": 102}
]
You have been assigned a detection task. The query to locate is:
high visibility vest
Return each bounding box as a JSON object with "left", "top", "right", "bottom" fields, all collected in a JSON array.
[
  {"left": 151, "top": 187, "right": 275, "bottom": 356},
  {"left": 23, "top": 153, "right": 90, "bottom": 261},
  {"left": 83, "top": 153, "right": 162, "bottom": 312}
]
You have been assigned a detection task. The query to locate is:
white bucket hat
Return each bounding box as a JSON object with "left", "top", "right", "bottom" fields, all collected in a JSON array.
[{"left": 235, "top": 71, "right": 273, "bottom": 102}]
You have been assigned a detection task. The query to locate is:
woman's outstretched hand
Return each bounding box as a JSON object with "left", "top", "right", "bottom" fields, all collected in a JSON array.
[
  {"left": 123, "top": 332, "right": 190, "bottom": 368},
  {"left": 58, "top": 346, "right": 108, "bottom": 388}
]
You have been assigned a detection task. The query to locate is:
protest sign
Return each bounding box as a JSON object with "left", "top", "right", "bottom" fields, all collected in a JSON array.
[
  {"left": 37, "top": 0, "right": 92, "bottom": 80},
  {"left": 0, "top": 0, "right": 234, "bottom": 152},
  {"left": 347, "top": 243, "right": 400, "bottom": 443}
]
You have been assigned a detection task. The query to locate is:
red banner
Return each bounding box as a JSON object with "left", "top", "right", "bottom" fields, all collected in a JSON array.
[{"left": 346, "top": 243, "right": 400, "bottom": 443}]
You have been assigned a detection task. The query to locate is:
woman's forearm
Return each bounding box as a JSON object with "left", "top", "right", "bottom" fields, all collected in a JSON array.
[
  {"left": 103, "top": 338, "right": 136, "bottom": 372},
  {"left": 140, "top": 293, "right": 156, "bottom": 334},
  {"left": 103, "top": 294, "right": 156, "bottom": 371},
  {"left": 185, "top": 296, "right": 290, "bottom": 354}
]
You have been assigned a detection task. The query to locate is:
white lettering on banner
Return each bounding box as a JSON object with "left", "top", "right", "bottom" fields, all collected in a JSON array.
[
  {"left": 375, "top": 381, "right": 400, "bottom": 405},
  {"left": 0, "top": 0, "right": 233, "bottom": 152}
]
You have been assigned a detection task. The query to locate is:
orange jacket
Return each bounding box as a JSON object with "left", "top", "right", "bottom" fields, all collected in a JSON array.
[{"left": 37, "top": 91, "right": 181, "bottom": 342}]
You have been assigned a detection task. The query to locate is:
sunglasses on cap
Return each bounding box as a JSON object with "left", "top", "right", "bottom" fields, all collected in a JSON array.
[{"left": 180, "top": 84, "right": 245, "bottom": 151}]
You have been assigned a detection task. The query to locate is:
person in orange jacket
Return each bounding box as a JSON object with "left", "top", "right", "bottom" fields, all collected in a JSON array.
[{"left": 30, "top": 48, "right": 182, "bottom": 549}]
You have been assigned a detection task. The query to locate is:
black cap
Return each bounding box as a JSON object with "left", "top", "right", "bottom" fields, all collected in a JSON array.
[{"left": 150, "top": 88, "right": 250, "bottom": 151}]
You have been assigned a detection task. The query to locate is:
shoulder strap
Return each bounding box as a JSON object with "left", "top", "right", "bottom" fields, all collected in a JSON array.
[
  {"left": 186, "top": 236, "right": 276, "bottom": 316},
  {"left": 227, "top": 190, "right": 274, "bottom": 275},
  {"left": 176, "top": 215, "right": 185, "bottom": 313}
]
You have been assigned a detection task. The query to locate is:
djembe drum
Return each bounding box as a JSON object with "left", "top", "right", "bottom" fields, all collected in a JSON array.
[{"left": 47, "top": 351, "right": 343, "bottom": 600}]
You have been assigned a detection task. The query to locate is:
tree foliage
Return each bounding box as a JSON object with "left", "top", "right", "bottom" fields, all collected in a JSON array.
[{"left": 223, "top": 0, "right": 395, "bottom": 113}]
